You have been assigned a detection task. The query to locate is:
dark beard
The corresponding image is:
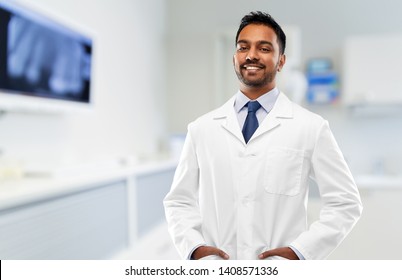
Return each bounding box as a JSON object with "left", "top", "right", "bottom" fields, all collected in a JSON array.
[
  {"left": 235, "top": 60, "right": 279, "bottom": 88},
  {"left": 235, "top": 69, "right": 276, "bottom": 88}
]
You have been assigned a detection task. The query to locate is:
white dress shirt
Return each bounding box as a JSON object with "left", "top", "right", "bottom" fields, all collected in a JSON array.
[{"left": 234, "top": 87, "right": 280, "bottom": 129}]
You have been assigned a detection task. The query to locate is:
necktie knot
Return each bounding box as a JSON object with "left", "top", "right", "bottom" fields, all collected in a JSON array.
[{"left": 247, "top": 101, "right": 261, "bottom": 113}]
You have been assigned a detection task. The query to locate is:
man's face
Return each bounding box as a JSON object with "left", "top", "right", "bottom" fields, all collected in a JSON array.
[{"left": 233, "top": 24, "right": 285, "bottom": 91}]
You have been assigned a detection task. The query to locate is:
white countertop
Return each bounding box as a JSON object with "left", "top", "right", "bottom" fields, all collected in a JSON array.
[{"left": 0, "top": 159, "right": 178, "bottom": 211}]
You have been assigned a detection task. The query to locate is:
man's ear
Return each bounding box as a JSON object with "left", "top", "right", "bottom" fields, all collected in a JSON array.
[{"left": 278, "top": 54, "right": 286, "bottom": 72}]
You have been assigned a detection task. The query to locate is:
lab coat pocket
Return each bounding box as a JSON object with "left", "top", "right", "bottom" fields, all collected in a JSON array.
[{"left": 264, "top": 147, "right": 305, "bottom": 196}]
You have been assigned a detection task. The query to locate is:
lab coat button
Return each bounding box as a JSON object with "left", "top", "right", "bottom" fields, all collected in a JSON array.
[
  {"left": 242, "top": 197, "right": 251, "bottom": 206},
  {"left": 245, "top": 153, "right": 257, "bottom": 157}
]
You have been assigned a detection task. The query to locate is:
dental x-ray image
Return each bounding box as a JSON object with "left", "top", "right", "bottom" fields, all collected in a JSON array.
[{"left": 0, "top": 2, "right": 92, "bottom": 103}]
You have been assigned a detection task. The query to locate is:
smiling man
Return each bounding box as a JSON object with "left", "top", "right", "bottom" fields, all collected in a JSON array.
[
  {"left": 234, "top": 20, "right": 285, "bottom": 99},
  {"left": 164, "top": 11, "right": 362, "bottom": 260}
]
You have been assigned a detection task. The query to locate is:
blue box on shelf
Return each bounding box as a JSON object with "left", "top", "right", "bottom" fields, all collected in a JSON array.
[
  {"left": 306, "top": 72, "right": 339, "bottom": 104},
  {"left": 306, "top": 58, "right": 339, "bottom": 104}
]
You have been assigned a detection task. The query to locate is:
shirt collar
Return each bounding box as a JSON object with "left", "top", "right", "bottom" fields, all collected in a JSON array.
[{"left": 234, "top": 87, "right": 280, "bottom": 113}]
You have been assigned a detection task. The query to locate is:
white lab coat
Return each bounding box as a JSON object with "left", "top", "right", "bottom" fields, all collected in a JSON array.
[{"left": 164, "top": 92, "right": 362, "bottom": 260}]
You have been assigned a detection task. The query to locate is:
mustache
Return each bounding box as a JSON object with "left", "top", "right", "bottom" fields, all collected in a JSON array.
[
  {"left": 241, "top": 58, "right": 265, "bottom": 68},
  {"left": 241, "top": 62, "right": 265, "bottom": 69}
]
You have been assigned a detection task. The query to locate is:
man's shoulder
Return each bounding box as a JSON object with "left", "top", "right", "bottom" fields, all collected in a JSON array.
[
  {"left": 277, "top": 92, "right": 325, "bottom": 122},
  {"left": 292, "top": 102, "right": 324, "bottom": 121},
  {"left": 188, "top": 97, "right": 234, "bottom": 129},
  {"left": 187, "top": 108, "right": 221, "bottom": 132}
]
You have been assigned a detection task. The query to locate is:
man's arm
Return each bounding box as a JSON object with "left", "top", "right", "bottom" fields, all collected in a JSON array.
[
  {"left": 163, "top": 125, "right": 207, "bottom": 259},
  {"left": 289, "top": 120, "right": 363, "bottom": 259}
]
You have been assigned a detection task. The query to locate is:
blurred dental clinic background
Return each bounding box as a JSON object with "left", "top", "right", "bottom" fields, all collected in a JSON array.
[{"left": 0, "top": 0, "right": 401, "bottom": 260}]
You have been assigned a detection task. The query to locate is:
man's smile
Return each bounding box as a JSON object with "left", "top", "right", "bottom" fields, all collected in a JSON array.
[
  {"left": 242, "top": 64, "right": 265, "bottom": 72},
  {"left": 242, "top": 64, "right": 265, "bottom": 70},
  {"left": 242, "top": 64, "right": 265, "bottom": 74}
]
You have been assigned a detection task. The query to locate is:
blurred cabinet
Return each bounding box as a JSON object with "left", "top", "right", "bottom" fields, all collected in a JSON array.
[
  {"left": 0, "top": 160, "right": 177, "bottom": 259},
  {"left": 342, "top": 34, "right": 402, "bottom": 108},
  {"left": 308, "top": 187, "right": 402, "bottom": 259},
  {"left": 0, "top": 180, "right": 128, "bottom": 259}
]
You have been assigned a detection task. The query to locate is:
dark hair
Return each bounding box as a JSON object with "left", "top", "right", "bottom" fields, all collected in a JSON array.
[{"left": 235, "top": 11, "right": 286, "bottom": 55}]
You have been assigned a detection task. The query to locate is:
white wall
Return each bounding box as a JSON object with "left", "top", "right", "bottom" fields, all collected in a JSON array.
[{"left": 0, "top": 0, "right": 167, "bottom": 171}]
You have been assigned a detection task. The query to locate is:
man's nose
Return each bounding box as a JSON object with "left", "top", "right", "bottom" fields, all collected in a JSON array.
[{"left": 246, "top": 47, "right": 259, "bottom": 61}]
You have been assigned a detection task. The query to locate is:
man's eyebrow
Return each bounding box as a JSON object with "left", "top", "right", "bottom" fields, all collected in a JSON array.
[
  {"left": 236, "top": 40, "right": 274, "bottom": 47},
  {"left": 236, "top": 39, "right": 249, "bottom": 45},
  {"left": 258, "top": 40, "right": 274, "bottom": 46}
]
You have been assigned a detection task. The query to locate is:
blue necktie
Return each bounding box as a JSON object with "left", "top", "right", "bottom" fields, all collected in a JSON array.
[{"left": 242, "top": 101, "right": 261, "bottom": 143}]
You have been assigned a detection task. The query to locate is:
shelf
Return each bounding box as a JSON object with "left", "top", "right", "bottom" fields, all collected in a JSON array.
[{"left": 354, "top": 174, "right": 402, "bottom": 190}]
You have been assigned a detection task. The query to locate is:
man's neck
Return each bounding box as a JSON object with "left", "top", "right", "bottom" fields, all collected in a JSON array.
[{"left": 240, "top": 84, "right": 276, "bottom": 100}]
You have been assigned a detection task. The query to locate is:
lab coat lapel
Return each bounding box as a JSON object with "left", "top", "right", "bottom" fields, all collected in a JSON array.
[
  {"left": 212, "top": 96, "right": 245, "bottom": 143},
  {"left": 251, "top": 92, "right": 293, "bottom": 141},
  {"left": 212, "top": 93, "right": 293, "bottom": 144}
]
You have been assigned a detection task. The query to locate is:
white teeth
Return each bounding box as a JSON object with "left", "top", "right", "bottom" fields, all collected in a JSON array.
[{"left": 246, "top": 66, "right": 260, "bottom": 70}]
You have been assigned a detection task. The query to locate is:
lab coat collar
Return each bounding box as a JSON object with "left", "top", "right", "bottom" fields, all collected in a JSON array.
[{"left": 212, "top": 92, "right": 294, "bottom": 144}]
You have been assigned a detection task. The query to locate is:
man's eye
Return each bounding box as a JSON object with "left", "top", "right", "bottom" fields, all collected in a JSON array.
[
  {"left": 261, "top": 48, "right": 271, "bottom": 52},
  {"left": 237, "top": 46, "right": 248, "bottom": 51}
]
